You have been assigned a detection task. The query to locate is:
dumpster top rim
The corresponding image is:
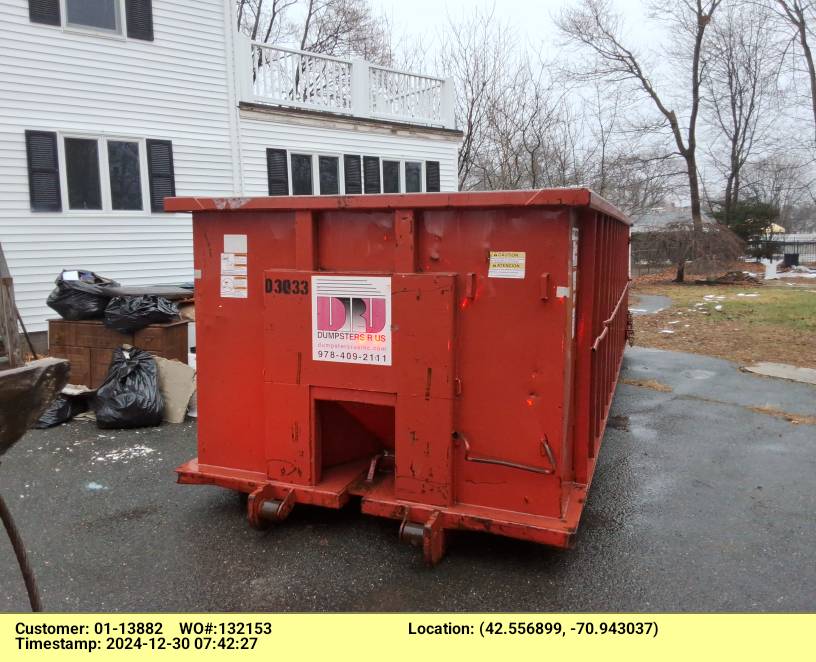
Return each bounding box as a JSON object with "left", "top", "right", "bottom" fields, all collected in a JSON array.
[{"left": 165, "top": 188, "right": 631, "bottom": 225}]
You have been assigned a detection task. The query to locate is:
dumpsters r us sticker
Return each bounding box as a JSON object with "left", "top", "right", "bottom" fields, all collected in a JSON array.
[{"left": 311, "top": 275, "right": 391, "bottom": 366}]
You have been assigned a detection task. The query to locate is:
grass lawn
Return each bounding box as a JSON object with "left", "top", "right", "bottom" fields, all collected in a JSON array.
[{"left": 631, "top": 280, "right": 816, "bottom": 368}]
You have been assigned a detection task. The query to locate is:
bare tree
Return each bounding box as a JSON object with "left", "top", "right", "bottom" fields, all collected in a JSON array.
[
  {"left": 437, "top": 8, "right": 515, "bottom": 188},
  {"left": 773, "top": 0, "right": 816, "bottom": 143},
  {"left": 236, "top": 0, "right": 391, "bottom": 63},
  {"left": 237, "top": 0, "right": 297, "bottom": 44},
  {"left": 558, "top": 0, "right": 722, "bottom": 233},
  {"left": 742, "top": 151, "right": 816, "bottom": 222},
  {"left": 703, "top": 2, "right": 779, "bottom": 225},
  {"left": 298, "top": 0, "right": 393, "bottom": 64}
]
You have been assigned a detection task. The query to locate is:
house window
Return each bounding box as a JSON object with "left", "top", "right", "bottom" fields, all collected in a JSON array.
[
  {"left": 24, "top": 131, "right": 173, "bottom": 213},
  {"left": 318, "top": 156, "right": 339, "bottom": 195},
  {"left": 265, "top": 150, "right": 445, "bottom": 197},
  {"left": 28, "top": 0, "right": 155, "bottom": 41},
  {"left": 65, "top": 0, "right": 121, "bottom": 34},
  {"left": 383, "top": 160, "right": 400, "bottom": 193},
  {"left": 108, "top": 140, "right": 142, "bottom": 210},
  {"left": 291, "top": 154, "right": 313, "bottom": 195},
  {"left": 405, "top": 162, "right": 422, "bottom": 193},
  {"left": 64, "top": 137, "right": 102, "bottom": 210}
]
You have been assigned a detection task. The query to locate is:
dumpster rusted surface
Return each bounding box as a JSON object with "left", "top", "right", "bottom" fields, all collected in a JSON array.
[{"left": 167, "top": 189, "right": 631, "bottom": 564}]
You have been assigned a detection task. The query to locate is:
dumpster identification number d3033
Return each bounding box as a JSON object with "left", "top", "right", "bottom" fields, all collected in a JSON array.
[{"left": 311, "top": 275, "right": 392, "bottom": 366}]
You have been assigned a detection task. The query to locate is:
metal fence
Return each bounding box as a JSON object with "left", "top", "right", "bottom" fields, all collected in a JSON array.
[
  {"left": 631, "top": 239, "right": 816, "bottom": 274},
  {"left": 747, "top": 239, "right": 816, "bottom": 264}
]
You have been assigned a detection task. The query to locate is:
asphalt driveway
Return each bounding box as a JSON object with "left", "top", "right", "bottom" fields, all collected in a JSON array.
[{"left": 1, "top": 347, "right": 814, "bottom": 612}]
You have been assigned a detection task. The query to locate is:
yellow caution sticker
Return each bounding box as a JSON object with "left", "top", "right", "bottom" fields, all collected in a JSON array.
[{"left": 488, "top": 251, "right": 526, "bottom": 279}]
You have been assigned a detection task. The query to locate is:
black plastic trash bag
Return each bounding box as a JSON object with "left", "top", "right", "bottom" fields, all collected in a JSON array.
[
  {"left": 94, "top": 347, "right": 164, "bottom": 429},
  {"left": 104, "top": 295, "right": 179, "bottom": 334},
  {"left": 46, "top": 270, "right": 120, "bottom": 320},
  {"left": 34, "top": 391, "right": 91, "bottom": 429}
]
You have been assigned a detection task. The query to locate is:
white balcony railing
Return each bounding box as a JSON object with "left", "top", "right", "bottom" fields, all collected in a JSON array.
[{"left": 235, "top": 36, "right": 456, "bottom": 129}]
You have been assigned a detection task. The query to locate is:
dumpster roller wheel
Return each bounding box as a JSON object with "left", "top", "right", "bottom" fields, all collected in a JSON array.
[
  {"left": 247, "top": 485, "right": 295, "bottom": 529},
  {"left": 399, "top": 510, "right": 446, "bottom": 566}
]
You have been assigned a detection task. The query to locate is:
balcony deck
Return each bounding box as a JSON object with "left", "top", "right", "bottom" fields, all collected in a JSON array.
[{"left": 234, "top": 37, "right": 456, "bottom": 130}]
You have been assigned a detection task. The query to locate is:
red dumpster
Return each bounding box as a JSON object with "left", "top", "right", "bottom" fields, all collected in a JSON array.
[{"left": 167, "top": 189, "right": 631, "bottom": 564}]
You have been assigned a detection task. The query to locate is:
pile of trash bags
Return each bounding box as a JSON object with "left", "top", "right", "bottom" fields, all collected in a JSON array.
[
  {"left": 46, "top": 270, "right": 119, "bottom": 320},
  {"left": 46, "top": 269, "right": 179, "bottom": 333},
  {"left": 104, "top": 296, "right": 179, "bottom": 333},
  {"left": 36, "top": 347, "right": 164, "bottom": 429},
  {"left": 39, "top": 270, "right": 195, "bottom": 430}
]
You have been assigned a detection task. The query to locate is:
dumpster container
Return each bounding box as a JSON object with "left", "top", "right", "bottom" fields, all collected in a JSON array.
[{"left": 167, "top": 189, "right": 631, "bottom": 564}]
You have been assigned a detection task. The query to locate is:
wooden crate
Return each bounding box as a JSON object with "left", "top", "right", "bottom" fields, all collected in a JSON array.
[
  {"left": 48, "top": 345, "right": 91, "bottom": 387},
  {"left": 48, "top": 319, "right": 189, "bottom": 388}
]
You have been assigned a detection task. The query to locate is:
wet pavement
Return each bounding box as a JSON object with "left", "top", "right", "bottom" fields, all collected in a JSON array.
[
  {"left": 629, "top": 294, "right": 671, "bottom": 315},
  {"left": 1, "top": 347, "right": 814, "bottom": 612}
]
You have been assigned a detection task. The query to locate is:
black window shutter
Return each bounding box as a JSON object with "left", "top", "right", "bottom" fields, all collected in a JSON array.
[
  {"left": 126, "top": 0, "right": 154, "bottom": 41},
  {"left": 25, "top": 130, "right": 61, "bottom": 212},
  {"left": 425, "top": 161, "right": 440, "bottom": 192},
  {"left": 146, "top": 139, "right": 175, "bottom": 212},
  {"left": 266, "top": 148, "right": 289, "bottom": 195},
  {"left": 363, "top": 156, "right": 380, "bottom": 194},
  {"left": 29, "top": 0, "right": 60, "bottom": 26},
  {"left": 343, "top": 155, "right": 362, "bottom": 194}
]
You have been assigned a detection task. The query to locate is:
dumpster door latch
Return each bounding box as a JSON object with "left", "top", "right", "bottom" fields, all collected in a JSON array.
[{"left": 540, "top": 273, "right": 550, "bottom": 300}]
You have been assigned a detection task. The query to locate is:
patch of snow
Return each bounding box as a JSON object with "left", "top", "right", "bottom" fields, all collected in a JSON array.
[
  {"left": 92, "top": 445, "right": 156, "bottom": 464},
  {"left": 659, "top": 329, "right": 675, "bottom": 334}
]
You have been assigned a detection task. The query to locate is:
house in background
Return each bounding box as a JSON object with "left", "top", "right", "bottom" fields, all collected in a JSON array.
[{"left": 0, "top": 0, "right": 461, "bottom": 346}]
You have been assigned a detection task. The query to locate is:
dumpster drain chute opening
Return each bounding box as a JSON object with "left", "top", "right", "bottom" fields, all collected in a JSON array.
[{"left": 317, "top": 400, "right": 395, "bottom": 472}]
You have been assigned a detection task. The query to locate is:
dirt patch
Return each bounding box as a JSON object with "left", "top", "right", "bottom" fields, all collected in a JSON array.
[
  {"left": 747, "top": 406, "right": 816, "bottom": 426},
  {"left": 620, "top": 378, "right": 673, "bottom": 392}
]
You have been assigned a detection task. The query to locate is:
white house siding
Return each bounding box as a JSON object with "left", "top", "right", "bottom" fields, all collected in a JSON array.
[
  {"left": 238, "top": 107, "right": 461, "bottom": 196},
  {"left": 0, "top": 1, "right": 237, "bottom": 333}
]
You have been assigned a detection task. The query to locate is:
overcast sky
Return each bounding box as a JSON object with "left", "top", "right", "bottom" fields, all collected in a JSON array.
[{"left": 376, "top": 0, "right": 657, "bottom": 59}]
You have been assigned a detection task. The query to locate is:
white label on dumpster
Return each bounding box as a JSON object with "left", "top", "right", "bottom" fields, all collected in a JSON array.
[
  {"left": 220, "top": 252, "right": 247, "bottom": 298},
  {"left": 488, "top": 251, "right": 526, "bottom": 278},
  {"left": 311, "top": 275, "right": 391, "bottom": 366}
]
